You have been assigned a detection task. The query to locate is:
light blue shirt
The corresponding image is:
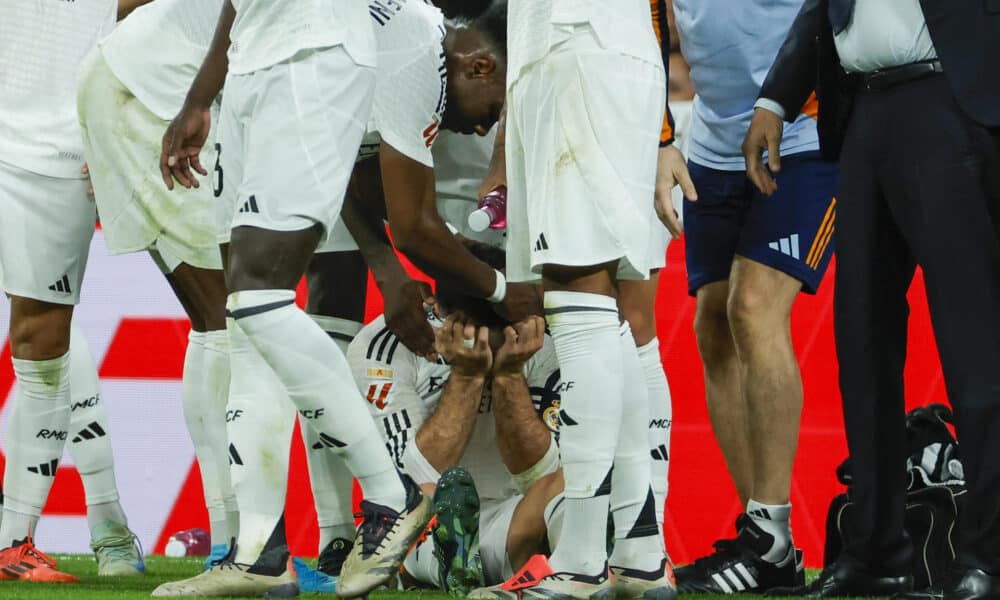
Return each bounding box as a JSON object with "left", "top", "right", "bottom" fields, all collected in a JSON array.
[{"left": 673, "top": 0, "right": 820, "bottom": 170}]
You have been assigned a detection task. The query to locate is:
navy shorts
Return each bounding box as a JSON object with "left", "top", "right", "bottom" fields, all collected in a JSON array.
[{"left": 683, "top": 151, "right": 839, "bottom": 296}]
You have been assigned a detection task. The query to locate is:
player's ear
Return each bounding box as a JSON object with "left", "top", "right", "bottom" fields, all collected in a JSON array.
[{"left": 471, "top": 55, "right": 497, "bottom": 78}]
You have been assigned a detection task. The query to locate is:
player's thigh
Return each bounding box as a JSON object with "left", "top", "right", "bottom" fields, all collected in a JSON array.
[
  {"left": 736, "top": 151, "right": 839, "bottom": 296},
  {"left": 682, "top": 162, "right": 750, "bottom": 297},
  {"left": 507, "top": 33, "right": 663, "bottom": 283},
  {"left": 0, "top": 161, "right": 94, "bottom": 308},
  {"left": 231, "top": 47, "right": 375, "bottom": 243}
]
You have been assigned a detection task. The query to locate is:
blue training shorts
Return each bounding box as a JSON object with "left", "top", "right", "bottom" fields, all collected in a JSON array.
[{"left": 683, "top": 151, "right": 839, "bottom": 296}]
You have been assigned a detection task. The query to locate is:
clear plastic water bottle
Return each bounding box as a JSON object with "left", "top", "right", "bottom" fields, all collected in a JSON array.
[
  {"left": 468, "top": 185, "right": 507, "bottom": 232},
  {"left": 164, "top": 528, "right": 211, "bottom": 557}
]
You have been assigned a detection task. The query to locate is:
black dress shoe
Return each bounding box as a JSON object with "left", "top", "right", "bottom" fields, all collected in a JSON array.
[
  {"left": 768, "top": 559, "right": 913, "bottom": 597},
  {"left": 944, "top": 568, "right": 1000, "bottom": 600}
]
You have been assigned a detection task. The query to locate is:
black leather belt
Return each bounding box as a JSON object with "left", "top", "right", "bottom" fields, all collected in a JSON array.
[{"left": 861, "top": 59, "right": 943, "bottom": 92}]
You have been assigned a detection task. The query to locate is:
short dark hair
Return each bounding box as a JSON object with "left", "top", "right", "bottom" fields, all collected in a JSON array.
[
  {"left": 471, "top": 0, "right": 507, "bottom": 56},
  {"left": 433, "top": 0, "right": 493, "bottom": 19},
  {"left": 436, "top": 240, "right": 508, "bottom": 330}
]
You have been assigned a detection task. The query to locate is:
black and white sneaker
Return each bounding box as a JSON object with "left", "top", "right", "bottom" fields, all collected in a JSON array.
[
  {"left": 336, "top": 475, "right": 433, "bottom": 598},
  {"left": 675, "top": 514, "right": 803, "bottom": 594},
  {"left": 317, "top": 537, "right": 353, "bottom": 577}
]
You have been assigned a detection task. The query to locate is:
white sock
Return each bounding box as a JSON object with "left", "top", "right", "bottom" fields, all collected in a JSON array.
[
  {"left": 543, "top": 291, "right": 623, "bottom": 576},
  {"left": 0, "top": 353, "right": 72, "bottom": 547},
  {"left": 608, "top": 324, "right": 663, "bottom": 572},
  {"left": 746, "top": 499, "right": 793, "bottom": 563},
  {"left": 182, "top": 330, "right": 236, "bottom": 548},
  {"left": 227, "top": 317, "right": 297, "bottom": 565},
  {"left": 403, "top": 536, "right": 441, "bottom": 587},
  {"left": 64, "top": 324, "right": 129, "bottom": 533},
  {"left": 306, "top": 315, "right": 363, "bottom": 552},
  {"left": 637, "top": 338, "right": 672, "bottom": 532},
  {"left": 228, "top": 290, "right": 404, "bottom": 511}
]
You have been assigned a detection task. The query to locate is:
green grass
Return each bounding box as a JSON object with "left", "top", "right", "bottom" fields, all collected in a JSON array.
[
  {"left": 2, "top": 558, "right": 864, "bottom": 600},
  {"left": 2, "top": 555, "right": 450, "bottom": 600}
]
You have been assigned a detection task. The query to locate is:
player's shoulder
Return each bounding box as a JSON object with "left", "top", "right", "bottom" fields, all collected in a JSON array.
[
  {"left": 370, "top": 0, "right": 444, "bottom": 45},
  {"left": 350, "top": 315, "right": 415, "bottom": 370}
]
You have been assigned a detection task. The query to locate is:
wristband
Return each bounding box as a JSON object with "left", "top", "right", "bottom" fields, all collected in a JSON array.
[{"left": 487, "top": 269, "right": 507, "bottom": 303}]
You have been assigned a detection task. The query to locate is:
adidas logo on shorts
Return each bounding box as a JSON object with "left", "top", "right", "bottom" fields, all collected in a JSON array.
[
  {"left": 238, "top": 195, "right": 260, "bottom": 214},
  {"left": 533, "top": 233, "right": 550, "bottom": 252},
  {"left": 48, "top": 275, "right": 72, "bottom": 294}
]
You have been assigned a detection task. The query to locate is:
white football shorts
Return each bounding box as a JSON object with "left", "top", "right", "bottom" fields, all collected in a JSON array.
[
  {"left": 78, "top": 49, "right": 222, "bottom": 273},
  {"left": 0, "top": 160, "right": 93, "bottom": 305},
  {"left": 217, "top": 46, "right": 375, "bottom": 246},
  {"left": 505, "top": 24, "right": 666, "bottom": 282}
]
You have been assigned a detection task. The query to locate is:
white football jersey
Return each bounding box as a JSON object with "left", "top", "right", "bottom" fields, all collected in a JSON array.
[
  {"left": 358, "top": 0, "right": 447, "bottom": 167},
  {"left": 0, "top": 0, "right": 116, "bottom": 178},
  {"left": 228, "top": 0, "right": 375, "bottom": 75},
  {"left": 101, "top": 0, "right": 225, "bottom": 121},
  {"left": 507, "top": 0, "right": 662, "bottom": 87},
  {"left": 348, "top": 315, "right": 563, "bottom": 502}
]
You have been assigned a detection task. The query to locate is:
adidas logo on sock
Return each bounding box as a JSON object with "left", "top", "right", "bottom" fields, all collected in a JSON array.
[
  {"left": 238, "top": 195, "right": 260, "bottom": 214},
  {"left": 47, "top": 275, "right": 72, "bottom": 294},
  {"left": 311, "top": 433, "right": 346, "bottom": 450},
  {"left": 27, "top": 459, "right": 59, "bottom": 477},
  {"left": 534, "top": 233, "right": 549, "bottom": 251},
  {"left": 748, "top": 508, "right": 772, "bottom": 520},
  {"left": 228, "top": 443, "right": 244, "bottom": 466},
  {"left": 768, "top": 234, "right": 800, "bottom": 260},
  {"left": 650, "top": 444, "right": 669, "bottom": 461},
  {"left": 72, "top": 421, "right": 106, "bottom": 443}
]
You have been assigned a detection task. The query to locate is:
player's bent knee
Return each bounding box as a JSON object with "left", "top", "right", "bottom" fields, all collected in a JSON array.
[{"left": 8, "top": 296, "right": 74, "bottom": 359}]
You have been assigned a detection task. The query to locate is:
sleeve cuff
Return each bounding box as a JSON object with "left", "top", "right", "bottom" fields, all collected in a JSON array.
[{"left": 753, "top": 98, "right": 787, "bottom": 120}]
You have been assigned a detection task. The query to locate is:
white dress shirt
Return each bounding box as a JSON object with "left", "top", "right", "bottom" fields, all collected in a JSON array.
[{"left": 834, "top": 0, "right": 937, "bottom": 73}]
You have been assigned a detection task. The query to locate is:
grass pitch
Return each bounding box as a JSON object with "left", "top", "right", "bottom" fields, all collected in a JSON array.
[{"left": 2, "top": 557, "right": 851, "bottom": 600}]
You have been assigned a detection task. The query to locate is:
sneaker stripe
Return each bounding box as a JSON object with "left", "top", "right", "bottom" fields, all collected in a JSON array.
[
  {"left": 711, "top": 572, "right": 734, "bottom": 593},
  {"left": 725, "top": 566, "right": 749, "bottom": 590},
  {"left": 734, "top": 563, "right": 757, "bottom": 588}
]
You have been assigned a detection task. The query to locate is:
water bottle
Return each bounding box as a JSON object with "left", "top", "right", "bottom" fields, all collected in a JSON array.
[
  {"left": 164, "top": 528, "right": 211, "bottom": 557},
  {"left": 468, "top": 185, "right": 507, "bottom": 232}
]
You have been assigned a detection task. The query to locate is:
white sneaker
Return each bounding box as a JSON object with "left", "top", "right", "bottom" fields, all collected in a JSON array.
[
  {"left": 337, "top": 477, "right": 433, "bottom": 598},
  {"left": 470, "top": 554, "right": 615, "bottom": 600},
  {"left": 90, "top": 520, "right": 145, "bottom": 577},
  {"left": 151, "top": 556, "right": 298, "bottom": 598},
  {"left": 610, "top": 558, "right": 678, "bottom": 600}
]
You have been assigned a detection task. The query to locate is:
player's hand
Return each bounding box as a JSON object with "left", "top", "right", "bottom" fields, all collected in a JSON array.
[
  {"left": 742, "top": 107, "right": 784, "bottom": 196},
  {"left": 492, "top": 316, "right": 545, "bottom": 377},
  {"left": 161, "top": 104, "right": 211, "bottom": 191},
  {"left": 383, "top": 278, "right": 437, "bottom": 360},
  {"left": 655, "top": 144, "right": 696, "bottom": 239},
  {"left": 435, "top": 314, "right": 492, "bottom": 377},
  {"left": 493, "top": 282, "right": 542, "bottom": 323},
  {"left": 81, "top": 163, "right": 94, "bottom": 198}
]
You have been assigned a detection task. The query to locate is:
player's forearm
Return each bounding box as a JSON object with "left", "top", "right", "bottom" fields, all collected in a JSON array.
[
  {"left": 341, "top": 181, "right": 410, "bottom": 290},
  {"left": 414, "top": 374, "right": 485, "bottom": 472},
  {"left": 184, "top": 1, "right": 234, "bottom": 109},
  {"left": 492, "top": 374, "right": 553, "bottom": 474},
  {"left": 393, "top": 215, "right": 498, "bottom": 299}
]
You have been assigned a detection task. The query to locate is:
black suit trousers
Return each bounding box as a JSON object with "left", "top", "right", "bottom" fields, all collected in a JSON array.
[{"left": 834, "top": 73, "right": 1000, "bottom": 574}]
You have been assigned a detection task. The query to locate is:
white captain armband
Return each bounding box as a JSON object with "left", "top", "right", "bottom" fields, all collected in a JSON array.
[
  {"left": 402, "top": 439, "right": 442, "bottom": 487},
  {"left": 513, "top": 435, "right": 560, "bottom": 493}
]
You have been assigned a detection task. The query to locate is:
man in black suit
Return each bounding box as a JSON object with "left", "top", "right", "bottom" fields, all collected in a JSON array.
[{"left": 741, "top": 1, "right": 1000, "bottom": 599}]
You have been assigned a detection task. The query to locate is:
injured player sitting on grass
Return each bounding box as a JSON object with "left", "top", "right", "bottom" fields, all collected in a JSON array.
[{"left": 346, "top": 244, "right": 566, "bottom": 596}]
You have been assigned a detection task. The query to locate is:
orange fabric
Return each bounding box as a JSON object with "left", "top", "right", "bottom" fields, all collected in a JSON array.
[
  {"left": 806, "top": 198, "right": 837, "bottom": 269},
  {"left": 801, "top": 92, "right": 819, "bottom": 121},
  {"left": 651, "top": 0, "right": 675, "bottom": 143}
]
